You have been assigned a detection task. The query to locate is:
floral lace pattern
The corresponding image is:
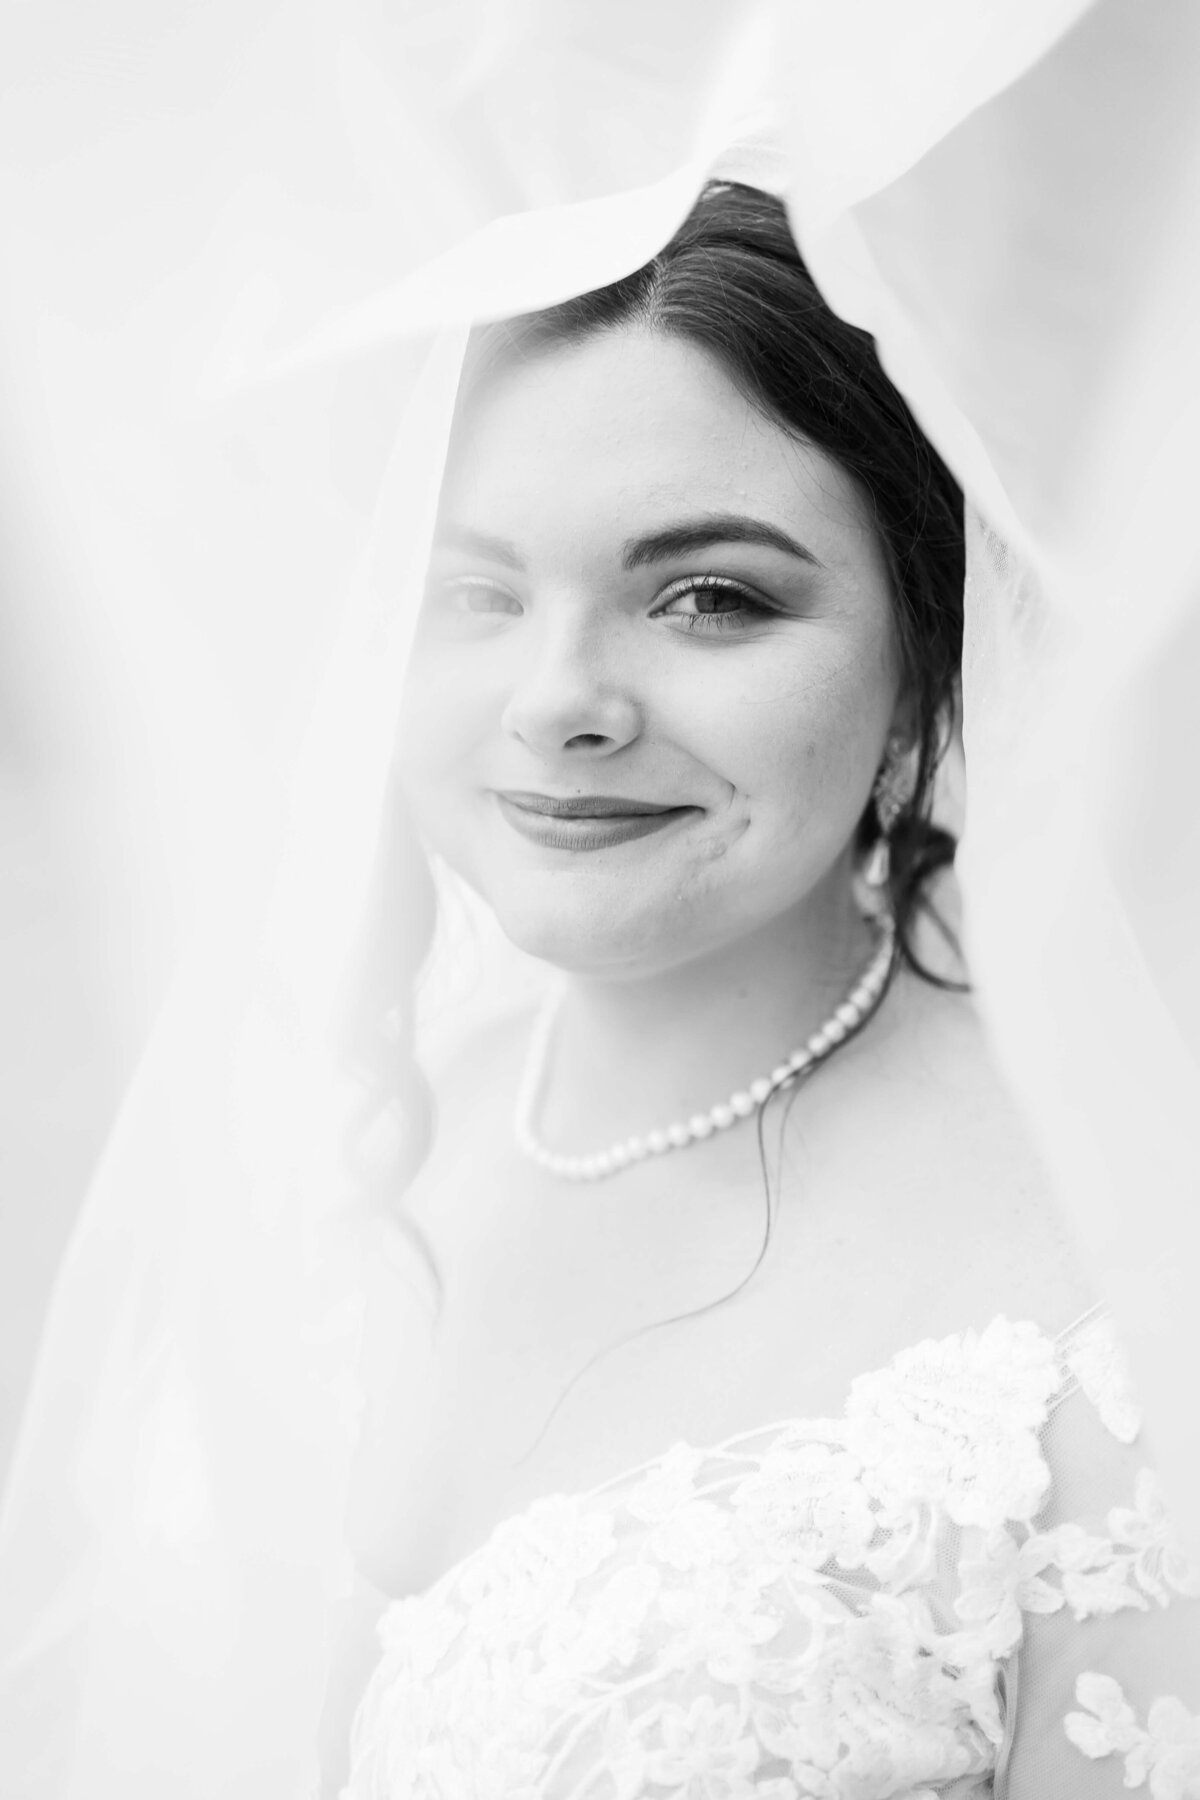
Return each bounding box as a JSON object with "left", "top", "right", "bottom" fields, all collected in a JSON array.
[
  {"left": 342, "top": 1314, "right": 1200, "bottom": 1799},
  {"left": 1064, "top": 1311, "right": 1143, "bottom": 1445},
  {"left": 1066, "top": 1675, "right": 1200, "bottom": 1798}
]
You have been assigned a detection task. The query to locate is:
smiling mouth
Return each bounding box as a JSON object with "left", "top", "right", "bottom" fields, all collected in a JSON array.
[{"left": 493, "top": 791, "right": 699, "bottom": 851}]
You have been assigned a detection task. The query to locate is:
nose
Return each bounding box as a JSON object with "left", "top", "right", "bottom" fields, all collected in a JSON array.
[{"left": 500, "top": 611, "right": 642, "bottom": 758}]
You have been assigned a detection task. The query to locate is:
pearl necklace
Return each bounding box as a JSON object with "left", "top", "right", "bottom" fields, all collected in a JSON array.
[{"left": 514, "top": 913, "right": 896, "bottom": 1182}]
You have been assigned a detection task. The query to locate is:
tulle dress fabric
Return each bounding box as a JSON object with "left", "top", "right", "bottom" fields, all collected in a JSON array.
[
  {"left": 341, "top": 1310, "right": 1200, "bottom": 1799},
  {"left": 2, "top": 2, "right": 1200, "bottom": 1796}
]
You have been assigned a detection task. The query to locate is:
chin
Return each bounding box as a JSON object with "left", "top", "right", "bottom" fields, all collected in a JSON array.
[
  {"left": 489, "top": 893, "right": 684, "bottom": 980},
  {"left": 490, "top": 877, "right": 757, "bottom": 981},
  {"left": 500, "top": 917, "right": 656, "bottom": 978}
]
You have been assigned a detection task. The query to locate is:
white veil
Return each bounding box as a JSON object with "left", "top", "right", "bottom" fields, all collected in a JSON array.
[{"left": 3, "top": 1, "right": 1200, "bottom": 1793}]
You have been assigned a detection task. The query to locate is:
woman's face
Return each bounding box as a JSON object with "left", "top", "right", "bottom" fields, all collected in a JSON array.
[{"left": 399, "top": 328, "right": 904, "bottom": 978}]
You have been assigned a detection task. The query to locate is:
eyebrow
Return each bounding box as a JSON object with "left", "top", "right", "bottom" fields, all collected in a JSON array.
[
  {"left": 621, "top": 514, "right": 823, "bottom": 570},
  {"left": 432, "top": 514, "right": 823, "bottom": 572},
  {"left": 433, "top": 524, "right": 525, "bottom": 568}
]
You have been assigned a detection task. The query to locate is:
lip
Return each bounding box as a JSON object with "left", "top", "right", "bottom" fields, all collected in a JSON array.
[
  {"left": 493, "top": 790, "right": 698, "bottom": 851},
  {"left": 497, "top": 791, "right": 683, "bottom": 818}
]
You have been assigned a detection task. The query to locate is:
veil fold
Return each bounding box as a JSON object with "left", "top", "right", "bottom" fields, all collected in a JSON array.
[{"left": 3, "top": 2, "right": 1199, "bottom": 1792}]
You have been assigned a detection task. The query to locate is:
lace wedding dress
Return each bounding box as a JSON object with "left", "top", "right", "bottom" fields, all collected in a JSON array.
[{"left": 341, "top": 1309, "right": 1200, "bottom": 1798}]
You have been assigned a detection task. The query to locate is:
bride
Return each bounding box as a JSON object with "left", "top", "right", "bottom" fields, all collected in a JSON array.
[{"left": 333, "top": 184, "right": 1200, "bottom": 1797}]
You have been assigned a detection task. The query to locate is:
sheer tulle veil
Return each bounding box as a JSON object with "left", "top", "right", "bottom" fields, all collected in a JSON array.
[{"left": 3, "top": 3, "right": 1200, "bottom": 1793}]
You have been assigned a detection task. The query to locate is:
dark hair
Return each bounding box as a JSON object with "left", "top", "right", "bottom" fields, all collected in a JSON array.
[{"left": 342, "top": 182, "right": 967, "bottom": 1373}]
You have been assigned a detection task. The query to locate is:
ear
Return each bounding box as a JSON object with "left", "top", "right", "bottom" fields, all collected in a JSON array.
[
  {"left": 880, "top": 665, "right": 918, "bottom": 749},
  {"left": 883, "top": 702, "right": 920, "bottom": 763}
]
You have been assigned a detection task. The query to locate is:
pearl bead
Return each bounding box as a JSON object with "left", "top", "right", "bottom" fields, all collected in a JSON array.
[{"left": 515, "top": 916, "right": 893, "bottom": 1178}]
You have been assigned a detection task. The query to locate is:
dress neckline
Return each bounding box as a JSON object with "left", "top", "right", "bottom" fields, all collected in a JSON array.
[
  {"left": 565, "top": 1299, "right": 1106, "bottom": 1497},
  {"left": 406, "top": 1300, "right": 1109, "bottom": 1602}
]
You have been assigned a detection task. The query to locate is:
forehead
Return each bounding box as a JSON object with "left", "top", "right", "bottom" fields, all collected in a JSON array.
[{"left": 439, "top": 328, "right": 878, "bottom": 568}]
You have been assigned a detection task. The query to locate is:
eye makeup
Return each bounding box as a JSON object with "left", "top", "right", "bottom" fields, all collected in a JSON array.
[{"left": 651, "top": 573, "right": 787, "bottom": 635}]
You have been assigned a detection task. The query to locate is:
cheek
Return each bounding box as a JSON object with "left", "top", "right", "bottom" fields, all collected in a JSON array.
[
  {"left": 395, "top": 654, "right": 485, "bottom": 792},
  {"left": 392, "top": 677, "right": 487, "bottom": 880},
  {"left": 686, "top": 645, "right": 891, "bottom": 834}
]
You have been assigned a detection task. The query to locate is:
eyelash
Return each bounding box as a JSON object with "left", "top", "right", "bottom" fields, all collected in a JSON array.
[
  {"left": 652, "top": 574, "right": 779, "bottom": 634},
  {"left": 430, "top": 572, "right": 781, "bottom": 634}
]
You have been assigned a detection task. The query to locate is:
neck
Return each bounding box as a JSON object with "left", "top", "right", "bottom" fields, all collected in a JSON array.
[{"left": 537, "top": 865, "right": 879, "bottom": 1152}]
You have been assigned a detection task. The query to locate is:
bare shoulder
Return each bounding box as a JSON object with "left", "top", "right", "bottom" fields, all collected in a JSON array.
[
  {"left": 784, "top": 964, "right": 1098, "bottom": 1340},
  {"left": 903, "top": 970, "right": 1096, "bottom": 1331}
]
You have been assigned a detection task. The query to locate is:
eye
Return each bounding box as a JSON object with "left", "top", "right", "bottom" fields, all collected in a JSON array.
[
  {"left": 652, "top": 574, "right": 780, "bottom": 634},
  {"left": 428, "top": 574, "right": 523, "bottom": 619}
]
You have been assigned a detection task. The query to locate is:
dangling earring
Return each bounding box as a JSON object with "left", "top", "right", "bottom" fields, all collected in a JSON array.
[{"left": 864, "top": 739, "right": 913, "bottom": 889}]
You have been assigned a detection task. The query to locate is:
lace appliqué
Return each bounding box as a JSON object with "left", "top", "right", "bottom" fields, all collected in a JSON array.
[
  {"left": 1066, "top": 1674, "right": 1200, "bottom": 1798},
  {"left": 842, "top": 1316, "right": 1062, "bottom": 1529},
  {"left": 731, "top": 1439, "right": 877, "bottom": 1573},
  {"left": 342, "top": 1315, "right": 1198, "bottom": 1800},
  {"left": 956, "top": 1468, "right": 1200, "bottom": 1663},
  {"left": 1064, "top": 1311, "right": 1143, "bottom": 1444}
]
